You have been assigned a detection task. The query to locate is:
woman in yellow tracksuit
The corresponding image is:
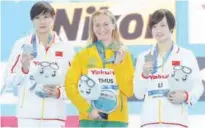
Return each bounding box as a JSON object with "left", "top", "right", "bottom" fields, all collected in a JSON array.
[{"left": 65, "top": 9, "right": 134, "bottom": 127}]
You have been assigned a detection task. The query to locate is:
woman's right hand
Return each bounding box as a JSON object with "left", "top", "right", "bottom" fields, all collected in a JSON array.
[
  {"left": 21, "top": 53, "right": 33, "bottom": 72},
  {"left": 88, "top": 108, "right": 102, "bottom": 120}
]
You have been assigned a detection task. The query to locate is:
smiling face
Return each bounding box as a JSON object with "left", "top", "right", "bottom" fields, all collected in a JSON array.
[
  {"left": 149, "top": 9, "right": 175, "bottom": 43},
  {"left": 151, "top": 17, "right": 172, "bottom": 43},
  {"left": 92, "top": 14, "right": 115, "bottom": 43}
]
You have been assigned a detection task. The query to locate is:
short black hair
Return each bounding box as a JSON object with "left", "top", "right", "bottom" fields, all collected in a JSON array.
[
  {"left": 30, "top": 1, "right": 55, "bottom": 20},
  {"left": 149, "top": 9, "right": 175, "bottom": 32}
]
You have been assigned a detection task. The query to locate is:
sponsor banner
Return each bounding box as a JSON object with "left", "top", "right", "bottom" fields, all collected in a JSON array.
[{"left": 51, "top": 0, "right": 176, "bottom": 46}]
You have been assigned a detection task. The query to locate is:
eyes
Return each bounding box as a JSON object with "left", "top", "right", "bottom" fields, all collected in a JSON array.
[
  {"left": 171, "top": 71, "right": 188, "bottom": 82},
  {"left": 34, "top": 15, "right": 51, "bottom": 20},
  {"left": 80, "top": 88, "right": 91, "bottom": 94},
  {"left": 94, "top": 23, "right": 110, "bottom": 28},
  {"left": 152, "top": 24, "right": 166, "bottom": 29},
  {"left": 39, "top": 68, "right": 57, "bottom": 77},
  {"left": 182, "top": 75, "right": 187, "bottom": 81},
  {"left": 52, "top": 70, "right": 56, "bottom": 77},
  {"left": 40, "top": 68, "right": 44, "bottom": 74}
]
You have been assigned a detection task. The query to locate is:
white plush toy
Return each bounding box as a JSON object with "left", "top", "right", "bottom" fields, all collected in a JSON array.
[
  {"left": 29, "top": 60, "right": 64, "bottom": 98},
  {"left": 168, "top": 65, "right": 193, "bottom": 91},
  {"left": 78, "top": 75, "right": 101, "bottom": 100}
]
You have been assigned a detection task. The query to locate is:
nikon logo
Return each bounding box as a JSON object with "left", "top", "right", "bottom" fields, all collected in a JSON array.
[{"left": 52, "top": 4, "right": 158, "bottom": 45}]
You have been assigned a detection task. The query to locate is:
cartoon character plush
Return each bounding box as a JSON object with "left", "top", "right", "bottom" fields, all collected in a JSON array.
[
  {"left": 29, "top": 60, "right": 64, "bottom": 98},
  {"left": 78, "top": 75, "right": 101, "bottom": 100},
  {"left": 169, "top": 65, "right": 193, "bottom": 91}
]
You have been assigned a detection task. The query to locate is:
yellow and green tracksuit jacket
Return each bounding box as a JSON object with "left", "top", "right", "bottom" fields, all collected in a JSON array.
[{"left": 65, "top": 42, "right": 134, "bottom": 123}]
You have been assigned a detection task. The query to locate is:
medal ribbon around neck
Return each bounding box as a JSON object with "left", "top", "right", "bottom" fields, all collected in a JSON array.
[
  {"left": 95, "top": 40, "right": 120, "bottom": 65},
  {"left": 152, "top": 44, "right": 174, "bottom": 74},
  {"left": 31, "top": 33, "right": 55, "bottom": 58}
]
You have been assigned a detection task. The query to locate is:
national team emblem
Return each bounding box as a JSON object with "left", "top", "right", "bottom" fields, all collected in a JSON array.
[{"left": 55, "top": 51, "right": 63, "bottom": 57}]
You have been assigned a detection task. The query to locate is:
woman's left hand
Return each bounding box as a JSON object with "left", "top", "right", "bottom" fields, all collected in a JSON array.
[
  {"left": 167, "top": 90, "right": 187, "bottom": 104},
  {"left": 42, "top": 85, "right": 60, "bottom": 98}
]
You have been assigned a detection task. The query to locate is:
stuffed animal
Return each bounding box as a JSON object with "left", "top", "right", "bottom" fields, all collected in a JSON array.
[
  {"left": 78, "top": 75, "right": 101, "bottom": 100},
  {"left": 169, "top": 65, "right": 193, "bottom": 91},
  {"left": 29, "top": 60, "right": 64, "bottom": 98}
]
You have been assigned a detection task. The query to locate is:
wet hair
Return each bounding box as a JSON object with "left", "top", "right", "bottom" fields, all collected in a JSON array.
[
  {"left": 88, "top": 9, "right": 121, "bottom": 44},
  {"left": 149, "top": 9, "right": 175, "bottom": 33},
  {"left": 30, "top": 1, "right": 55, "bottom": 20}
]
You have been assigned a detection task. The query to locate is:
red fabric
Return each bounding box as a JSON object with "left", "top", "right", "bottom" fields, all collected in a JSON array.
[
  {"left": 21, "top": 67, "right": 29, "bottom": 74},
  {"left": 45, "top": 46, "right": 50, "bottom": 52},
  {"left": 11, "top": 55, "right": 20, "bottom": 73},
  {"left": 141, "top": 122, "right": 188, "bottom": 128},
  {"left": 172, "top": 61, "right": 180, "bottom": 66},
  {"left": 55, "top": 51, "right": 63, "bottom": 57}
]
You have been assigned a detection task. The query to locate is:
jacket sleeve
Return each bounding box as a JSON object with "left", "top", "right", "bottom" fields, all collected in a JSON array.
[
  {"left": 3, "top": 39, "right": 28, "bottom": 90},
  {"left": 116, "top": 52, "right": 134, "bottom": 97},
  {"left": 185, "top": 51, "right": 204, "bottom": 106},
  {"left": 134, "top": 53, "right": 150, "bottom": 100},
  {"left": 64, "top": 51, "right": 91, "bottom": 116}
]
